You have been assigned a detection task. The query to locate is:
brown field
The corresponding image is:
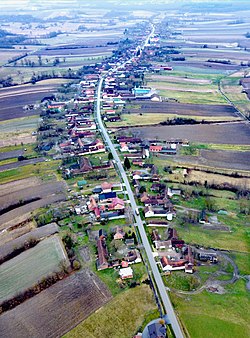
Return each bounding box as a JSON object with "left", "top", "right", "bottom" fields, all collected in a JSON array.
[
  {"left": 0, "top": 268, "right": 112, "bottom": 338},
  {"left": 168, "top": 60, "right": 241, "bottom": 71},
  {"left": 186, "top": 170, "right": 250, "bottom": 190},
  {"left": 128, "top": 101, "right": 237, "bottom": 117},
  {"left": 0, "top": 181, "right": 66, "bottom": 230},
  {"left": 0, "top": 134, "right": 36, "bottom": 147},
  {"left": 172, "top": 149, "right": 250, "bottom": 171},
  {"left": 129, "top": 122, "right": 250, "bottom": 145},
  {"left": 0, "top": 79, "right": 69, "bottom": 121},
  {"left": 34, "top": 45, "right": 114, "bottom": 57},
  {"left": 0, "top": 177, "right": 42, "bottom": 197}
]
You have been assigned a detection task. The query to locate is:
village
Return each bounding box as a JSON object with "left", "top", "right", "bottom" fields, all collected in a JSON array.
[{"left": 35, "top": 28, "right": 220, "bottom": 286}]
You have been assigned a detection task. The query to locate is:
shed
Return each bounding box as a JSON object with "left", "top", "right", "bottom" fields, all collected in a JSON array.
[{"left": 77, "top": 180, "right": 87, "bottom": 187}]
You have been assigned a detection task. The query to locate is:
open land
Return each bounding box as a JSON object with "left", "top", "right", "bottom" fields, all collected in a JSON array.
[
  {"left": 0, "top": 180, "right": 66, "bottom": 229},
  {"left": 129, "top": 122, "right": 250, "bottom": 145},
  {"left": 0, "top": 79, "right": 69, "bottom": 121},
  {"left": 0, "top": 268, "right": 112, "bottom": 338},
  {"left": 65, "top": 284, "right": 158, "bottom": 338},
  {"left": 0, "top": 235, "right": 69, "bottom": 304}
]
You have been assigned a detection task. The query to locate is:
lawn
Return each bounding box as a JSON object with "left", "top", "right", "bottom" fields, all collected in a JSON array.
[
  {"left": 171, "top": 280, "right": 250, "bottom": 338},
  {"left": 0, "top": 235, "right": 69, "bottom": 303},
  {"left": 64, "top": 284, "right": 158, "bottom": 338}
]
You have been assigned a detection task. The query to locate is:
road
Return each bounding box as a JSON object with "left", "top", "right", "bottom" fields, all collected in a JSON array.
[{"left": 95, "top": 24, "right": 184, "bottom": 338}]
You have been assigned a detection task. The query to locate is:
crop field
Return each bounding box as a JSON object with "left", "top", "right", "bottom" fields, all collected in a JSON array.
[
  {"left": 65, "top": 284, "right": 158, "bottom": 338},
  {"left": 172, "top": 149, "right": 250, "bottom": 171},
  {"left": 0, "top": 79, "right": 69, "bottom": 121},
  {"left": 0, "top": 268, "right": 112, "bottom": 338},
  {"left": 0, "top": 180, "right": 66, "bottom": 229},
  {"left": 0, "top": 235, "right": 69, "bottom": 304},
  {"left": 126, "top": 101, "right": 238, "bottom": 117},
  {"left": 0, "top": 222, "right": 59, "bottom": 263},
  {"left": 129, "top": 122, "right": 250, "bottom": 145},
  {"left": 220, "top": 74, "right": 250, "bottom": 117},
  {"left": 0, "top": 180, "right": 66, "bottom": 213}
]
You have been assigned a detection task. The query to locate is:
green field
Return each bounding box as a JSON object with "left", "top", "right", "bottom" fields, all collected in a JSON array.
[
  {"left": 0, "top": 159, "right": 61, "bottom": 184},
  {"left": 0, "top": 115, "right": 39, "bottom": 134},
  {"left": 64, "top": 284, "right": 159, "bottom": 338},
  {"left": 171, "top": 280, "right": 250, "bottom": 338},
  {"left": 0, "top": 235, "right": 69, "bottom": 303}
]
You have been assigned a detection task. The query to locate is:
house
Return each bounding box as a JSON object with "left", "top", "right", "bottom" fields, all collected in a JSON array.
[
  {"left": 195, "top": 249, "right": 218, "bottom": 263},
  {"left": 101, "top": 182, "right": 113, "bottom": 193},
  {"left": 167, "top": 187, "right": 182, "bottom": 197},
  {"left": 88, "top": 196, "right": 97, "bottom": 211},
  {"left": 109, "top": 197, "right": 125, "bottom": 210},
  {"left": 119, "top": 267, "right": 133, "bottom": 279},
  {"left": 149, "top": 145, "right": 163, "bottom": 152},
  {"left": 97, "top": 236, "right": 109, "bottom": 270},
  {"left": 124, "top": 250, "right": 142, "bottom": 264},
  {"left": 79, "top": 157, "right": 93, "bottom": 173},
  {"left": 144, "top": 206, "right": 174, "bottom": 220},
  {"left": 150, "top": 94, "right": 161, "bottom": 102},
  {"left": 99, "top": 191, "right": 117, "bottom": 202},
  {"left": 161, "top": 256, "right": 186, "bottom": 272},
  {"left": 147, "top": 321, "right": 167, "bottom": 338},
  {"left": 114, "top": 227, "right": 125, "bottom": 240},
  {"left": 147, "top": 220, "right": 169, "bottom": 227}
]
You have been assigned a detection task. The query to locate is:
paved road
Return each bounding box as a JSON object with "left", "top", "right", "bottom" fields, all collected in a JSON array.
[{"left": 95, "top": 25, "right": 184, "bottom": 338}]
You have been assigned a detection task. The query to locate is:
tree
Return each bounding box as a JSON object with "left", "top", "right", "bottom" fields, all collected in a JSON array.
[
  {"left": 108, "top": 152, "right": 113, "bottom": 161},
  {"left": 124, "top": 157, "right": 131, "bottom": 170},
  {"left": 139, "top": 186, "right": 146, "bottom": 194}
]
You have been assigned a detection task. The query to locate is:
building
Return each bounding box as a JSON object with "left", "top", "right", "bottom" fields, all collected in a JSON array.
[
  {"left": 97, "top": 236, "right": 109, "bottom": 270},
  {"left": 119, "top": 267, "right": 133, "bottom": 279}
]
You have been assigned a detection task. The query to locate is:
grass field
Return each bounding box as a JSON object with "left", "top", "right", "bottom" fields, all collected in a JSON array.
[
  {"left": 0, "top": 235, "right": 69, "bottom": 304},
  {"left": 0, "top": 159, "right": 61, "bottom": 184},
  {"left": 171, "top": 280, "right": 250, "bottom": 338},
  {"left": 64, "top": 284, "right": 158, "bottom": 338},
  {"left": 220, "top": 74, "right": 250, "bottom": 116}
]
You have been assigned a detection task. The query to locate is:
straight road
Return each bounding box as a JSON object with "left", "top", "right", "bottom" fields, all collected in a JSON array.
[{"left": 95, "top": 25, "right": 184, "bottom": 338}]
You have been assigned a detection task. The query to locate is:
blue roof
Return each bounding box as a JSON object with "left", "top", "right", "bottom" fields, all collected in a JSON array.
[{"left": 99, "top": 192, "right": 116, "bottom": 200}]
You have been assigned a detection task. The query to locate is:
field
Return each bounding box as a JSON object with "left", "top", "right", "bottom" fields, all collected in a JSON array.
[
  {"left": 0, "top": 223, "right": 59, "bottom": 263},
  {"left": 171, "top": 280, "right": 250, "bottom": 338},
  {"left": 0, "top": 268, "right": 112, "bottom": 338},
  {"left": 172, "top": 149, "right": 250, "bottom": 171},
  {"left": 0, "top": 79, "right": 69, "bottom": 121},
  {"left": 65, "top": 284, "right": 158, "bottom": 338},
  {"left": 127, "top": 100, "right": 237, "bottom": 117},
  {"left": 0, "top": 179, "right": 66, "bottom": 229},
  {"left": 0, "top": 235, "right": 69, "bottom": 304},
  {"left": 129, "top": 122, "right": 250, "bottom": 145}
]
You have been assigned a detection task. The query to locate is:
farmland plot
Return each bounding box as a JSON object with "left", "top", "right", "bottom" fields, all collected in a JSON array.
[
  {"left": 0, "top": 223, "right": 59, "bottom": 264},
  {"left": 0, "top": 235, "right": 69, "bottom": 304},
  {"left": 129, "top": 122, "right": 250, "bottom": 145},
  {"left": 0, "top": 268, "right": 112, "bottom": 338}
]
